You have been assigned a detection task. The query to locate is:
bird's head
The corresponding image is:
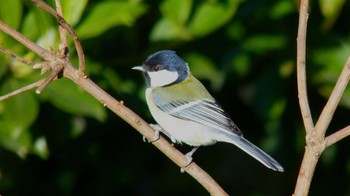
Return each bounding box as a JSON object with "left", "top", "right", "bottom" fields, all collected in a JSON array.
[{"left": 133, "top": 50, "right": 189, "bottom": 87}]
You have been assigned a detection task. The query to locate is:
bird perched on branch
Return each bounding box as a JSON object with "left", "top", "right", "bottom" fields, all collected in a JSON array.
[{"left": 133, "top": 50, "right": 283, "bottom": 172}]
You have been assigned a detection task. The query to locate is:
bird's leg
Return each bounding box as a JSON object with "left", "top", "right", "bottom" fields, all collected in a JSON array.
[
  {"left": 143, "top": 124, "right": 161, "bottom": 143},
  {"left": 143, "top": 124, "right": 177, "bottom": 143},
  {"left": 185, "top": 147, "right": 199, "bottom": 164},
  {"left": 180, "top": 147, "right": 199, "bottom": 173}
]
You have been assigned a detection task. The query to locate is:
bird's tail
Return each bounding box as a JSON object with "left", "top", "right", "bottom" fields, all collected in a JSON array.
[{"left": 222, "top": 134, "right": 284, "bottom": 172}]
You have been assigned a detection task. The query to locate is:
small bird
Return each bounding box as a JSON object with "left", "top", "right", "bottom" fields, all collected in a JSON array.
[{"left": 133, "top": 50, "right": 283, "bottom": 172}]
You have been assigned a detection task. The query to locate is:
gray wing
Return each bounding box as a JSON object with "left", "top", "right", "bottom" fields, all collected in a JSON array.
[{"left": 155, "top": 99, "right": 243, "bottom": 136}]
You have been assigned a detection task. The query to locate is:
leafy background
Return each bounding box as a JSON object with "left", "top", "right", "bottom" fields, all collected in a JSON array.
[{"left": 0, "top": 0, "right": 350, "bottom": 195}]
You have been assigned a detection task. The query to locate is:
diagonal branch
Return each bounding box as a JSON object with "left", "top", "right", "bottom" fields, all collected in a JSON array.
[
  {"left": 0, "top": 79, "right": 45, "bottom": 101},
  {"left": 0, "top": 20, "right": 53, "bottom": 60},
  {"left": 325, "top": 125, "right": 350, "bottom": 147},
  {"left": 313, "top": 56, "right": 350, "bottom": 138}
]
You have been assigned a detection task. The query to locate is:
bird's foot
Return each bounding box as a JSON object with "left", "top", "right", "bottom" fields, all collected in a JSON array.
[
  {"left": 143, "top": 124, "right": 161, "bottom": 143},
  {"left": 180, "top": 147, "right": 199, "bottom": 173}
]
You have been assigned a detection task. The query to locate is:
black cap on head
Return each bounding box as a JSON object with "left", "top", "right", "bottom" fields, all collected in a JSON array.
[{"left": 144, "top": 50, "right": 188, "bottom": 73}]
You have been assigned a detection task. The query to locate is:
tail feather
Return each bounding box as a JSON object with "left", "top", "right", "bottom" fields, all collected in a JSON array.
[{"left": 223, "top": 134, "right": 284, "bottom": 172}]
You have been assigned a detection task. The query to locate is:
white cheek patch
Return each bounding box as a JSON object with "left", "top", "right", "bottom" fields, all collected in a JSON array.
[{"left": 148, "top": 70, "right": 179, "bottom": 87}]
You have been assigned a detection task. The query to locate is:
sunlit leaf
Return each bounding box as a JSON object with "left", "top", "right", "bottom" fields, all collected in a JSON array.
[
  {"left": 42, "top": 78, "right": 107, "bottom": 121},
  {"left": 319, "top": 0, "right": 345, "bottom": 30},
  {"left": 0, "top": 0, "right": 22, "bottom": 29},
  {"left": 160, "top": 0, "right": 192, "bottom": 26},
  {"left": 22, "top": 9, "right": 55, "bottom": 41},
  {"left": 319, "top": 0, "right": 345, "bottom": 19},
  {"left": 188, "top": 0, "right": 240, "bottom": 37},
  {"left": 77, "top": 1, "right": 146, "bottom": 39},
  {"left": 149, "top": 18, "right": 180, "bottom": 41}
]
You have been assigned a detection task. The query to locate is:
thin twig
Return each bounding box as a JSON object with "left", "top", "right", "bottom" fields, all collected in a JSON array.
[
  {"left": 0, "top": 45, "right": 36, "bottom": 65},
  {"left": 32, "top": 0, "right": 86, "bottom": 78},
  {"left": 0, "top": 20, "right": 53, "bottom": 60},
  {"left": 325, "top": 125, "right": 350, "bottom": 147},
  {"left": 296, "top": 0, "right": 314, "bottom": 133},
  {"left": 0, "top": 79, "right": 44, "bottom": 101},
  {"left": 36, "top": 68, "right": 61, "bottom": 94},
  {"left": 55, "top": 0, "right": 69, "bottom": 56}
]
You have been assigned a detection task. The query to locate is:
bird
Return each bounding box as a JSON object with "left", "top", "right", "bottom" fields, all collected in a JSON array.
[{"left": 133, "top": 50, "right": 284, "bottom": 172}]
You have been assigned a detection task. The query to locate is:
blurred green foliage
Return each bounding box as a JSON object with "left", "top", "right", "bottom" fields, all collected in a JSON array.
[{"left": 0, "top": 0, "right": 350, "bottom": 195}]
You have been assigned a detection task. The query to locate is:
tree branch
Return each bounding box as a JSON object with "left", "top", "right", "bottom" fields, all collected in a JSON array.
[
  {"left": 313, "top": 56, "right": 350, "bottom": 138},
  {"left": 325, "top": 125, "right": 350, "bottom": 147},
  {"left": 296, "top": 0, "right": 314, "bottom": 134}
]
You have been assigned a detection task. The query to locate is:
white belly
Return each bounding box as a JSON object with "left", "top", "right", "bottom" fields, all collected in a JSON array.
[{"left": 146, "top": 88, "right": 218, "bottom": 146}]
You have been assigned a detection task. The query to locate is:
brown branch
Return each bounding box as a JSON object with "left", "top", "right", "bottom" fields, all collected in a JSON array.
[
  {"left": 293, "top": 0, "right": 319, "bottom": 195},
  {"left": 313, "top": 56, "right": 350, "bottom": 138},
  {"left": 325, "top": 125, "right": 350, "bottom": 147},
  {"left": 296, "top": 0, "right": 314, "bottom": 134},
  {"left": 31, "top": 0, "right": 86, "bottom": 78}
]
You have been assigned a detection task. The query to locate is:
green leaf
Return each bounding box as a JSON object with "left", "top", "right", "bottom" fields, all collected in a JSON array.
[
  {"left": 0, "top": 120, "right": 32, "bottom": 159},
  {"left": 0, "top": 78, "right": 39, "bottom": 129},
  {"left": 242, "top": 34, "right": 287, "bottom": 54},
  {"left": 42, "top": 78, "right": 107, "bottom": 121},
  {"left": 160, "top": 0, "right": 192, "bottom": 26},
  {"left": 270, "top": 0, "right": 295, "bottom": 20},
  {"left": 188, "top": 0, "right": 240, "bottom": 37},
  {"left": 319, "top": 0, "right": 345, "bottom": 19},
  {"left": 0, "top": 0, "right": 22, "bottom": 29},
  {"left": 61, "top": 0, "right": 88, "bottom": 26},
  {"left": 312, "top": 43, "right": 350, "bottom": 84},
  {"left": 77, "top": 1, "right": 147, "bottom": 39},
  {"left": 22, "top": 9, "right": 55, "bottom": 41},
  {"left": 184, "top": 53, "right": 223, "bottom": 91},
  {"left": 319, "top": 0, "right": 345, "bottom": 30},
  {"left": 149, "top": 18, "right": 180, "bottom": 41}
]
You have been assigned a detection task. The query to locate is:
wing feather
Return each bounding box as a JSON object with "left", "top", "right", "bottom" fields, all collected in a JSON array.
[{"left": 156, "top": 99, "right": 243, "bottom": 136}]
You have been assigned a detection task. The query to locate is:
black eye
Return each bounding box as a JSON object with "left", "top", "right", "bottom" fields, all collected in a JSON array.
[{"left": 153, "top": 65, "right": 160, "bottom": 71}]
